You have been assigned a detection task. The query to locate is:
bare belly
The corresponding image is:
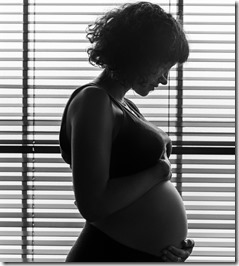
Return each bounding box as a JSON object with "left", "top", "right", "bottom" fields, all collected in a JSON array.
[{"left": 93, "top": 180, "right": 188, "bottom": 257}]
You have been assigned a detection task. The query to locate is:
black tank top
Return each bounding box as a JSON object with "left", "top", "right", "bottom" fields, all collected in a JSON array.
[{"left": 59, "top": 83, "right": 172, "bottom": 178}]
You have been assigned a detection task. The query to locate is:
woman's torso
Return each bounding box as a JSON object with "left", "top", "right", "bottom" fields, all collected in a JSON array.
[
  {"left": 93, "top": 95, "right": 188, "bottom": 256},
  {"left": 60, "top": 83, "right": 188, "bottom": 257}
]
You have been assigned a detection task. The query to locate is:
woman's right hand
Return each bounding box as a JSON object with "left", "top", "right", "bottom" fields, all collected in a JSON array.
[
  {"left": 162, "top": 239, "right": 195, "bottom": 262},
  {"left": 154, "top": 153, "right": 172, "bottom": 182}
]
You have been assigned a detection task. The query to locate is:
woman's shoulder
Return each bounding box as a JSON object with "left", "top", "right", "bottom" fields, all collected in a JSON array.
[
  {"left": 74, "top": 83, "right": 110, "bottom": 101},
  {"left": 68, "top": 84, "right": 112, "bottom": 116}
]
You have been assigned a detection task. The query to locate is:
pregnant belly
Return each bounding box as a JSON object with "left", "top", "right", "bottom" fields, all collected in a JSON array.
[{"left": 93, "top": 181, "right": 188, "bottom": 257}]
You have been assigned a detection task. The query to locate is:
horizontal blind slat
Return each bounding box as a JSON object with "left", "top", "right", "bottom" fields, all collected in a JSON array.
[
  {"left": 0, "top": 230, "right": 235, "bottom": 238},
  {"left": 0, "top": 157, "right": 235, "bottom": 163},
  {"left": 0, "top": 222, "right": 85, "bottom": 227},
  {"left": 183, "top": 196, "right": 234, "bottom": 201},
  {"left": 0, "top": 212, "right": 235, "bottom": 220},
  {"left": 0, "top": 240, "right": 233, "bottom": 247},
  {"left": 190, "top": 250, "right": 235, "bottom": 256},
  {"left": 188, "top": 224, "right": 235, "bottom": 230},
  {"left": 0, "top": 204, "right": 77, "bottom": 209},
  {"left": 185, "top": 205, "right": 235, "bottom": 211},
  {"left": 0, "top": 85, "right": 234, "bottom": 90}
]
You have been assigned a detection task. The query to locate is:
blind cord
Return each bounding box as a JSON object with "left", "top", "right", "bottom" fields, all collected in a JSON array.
[{"left": 32, "top": 0, "right": 36, "bottom": 262}]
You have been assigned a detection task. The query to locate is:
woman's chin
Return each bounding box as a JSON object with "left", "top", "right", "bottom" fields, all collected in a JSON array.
[
  {"left": 134, "top": 86, "right": 154, "bottom": 96},
  {"left": 139, "top": 91, "right": 150, "bottom": 97}
]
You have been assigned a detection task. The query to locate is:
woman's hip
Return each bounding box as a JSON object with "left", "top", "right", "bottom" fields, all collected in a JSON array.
[{"left": 65, "top": 222, "right": 164, "bottom": 262}]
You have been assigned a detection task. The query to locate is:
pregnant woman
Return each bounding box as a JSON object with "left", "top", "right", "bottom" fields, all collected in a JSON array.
[{"left": 60, "top": 2, "right": 194, "bottom": 262}]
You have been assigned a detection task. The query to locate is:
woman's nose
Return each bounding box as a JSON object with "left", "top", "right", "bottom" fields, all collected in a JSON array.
[{"left": 159, "top": 72, "right": 168, "bottom": 85}]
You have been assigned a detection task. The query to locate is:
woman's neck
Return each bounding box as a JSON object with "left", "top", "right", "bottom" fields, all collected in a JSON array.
[{"left": 93, "top": 69, "right": 130, "bottom": 103}]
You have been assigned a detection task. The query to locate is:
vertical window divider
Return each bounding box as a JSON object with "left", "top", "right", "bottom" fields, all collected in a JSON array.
[
  {"left": 168, "top": 0, "right": 171, "bottom": 137},
  {"left": 175, "top": 0, "right": 184, "bottom": 195},
  {"left": 235, "top": 6, "right": 238, "bottom": 261},
  {"left": 22, "top": 0, "right": 29, "bottom": 262},
  {"left": 31, "top": 0, "right": 36, "bottom": 262}
]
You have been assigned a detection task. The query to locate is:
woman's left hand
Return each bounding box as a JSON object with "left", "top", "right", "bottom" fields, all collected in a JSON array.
[{"left": 161, "top": 239, "right": 195, "bottom": 262}]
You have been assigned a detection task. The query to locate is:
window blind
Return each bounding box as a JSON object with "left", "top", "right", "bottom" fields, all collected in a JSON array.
[
  {"left": 0, "top": 0, "right": 235, "bottom": 263},
  {"left": 180, "top": 0, "right": 235, "bottom": 262}
]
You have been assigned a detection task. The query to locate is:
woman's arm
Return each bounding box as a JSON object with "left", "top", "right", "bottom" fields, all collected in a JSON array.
[{"left": 68, "top": 86, "right": 171, "bottom": 222}]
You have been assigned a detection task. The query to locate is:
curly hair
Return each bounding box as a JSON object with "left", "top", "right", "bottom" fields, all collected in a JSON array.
[{"left": 86, "top": 2, "right": 189, "bottom": 85}]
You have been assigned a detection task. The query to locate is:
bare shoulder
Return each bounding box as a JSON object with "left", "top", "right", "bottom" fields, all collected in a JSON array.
[{"left": 67, "top": 85, "right": 112, "bottom": 122}]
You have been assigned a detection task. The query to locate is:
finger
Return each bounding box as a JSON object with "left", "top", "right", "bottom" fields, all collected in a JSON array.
[
  {"left": 162, "top": 249, "right": 181, "bottom": 262},
  {"left": 182, "top": 239, "right": 195, "bottom": 257},
  {"left": 183, "top": 239, "right": 195, "bottom": 248},
  {"left": 161, "top": 255, "right": 170, "bottom": 262},
  {"left": 167, "top": 246, "right": 188, "bottom": 260}
]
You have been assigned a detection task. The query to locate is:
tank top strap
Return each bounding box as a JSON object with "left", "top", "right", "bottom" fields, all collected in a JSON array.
[{"left": 87, "top": 82, "right": 128, "bottom": 115}]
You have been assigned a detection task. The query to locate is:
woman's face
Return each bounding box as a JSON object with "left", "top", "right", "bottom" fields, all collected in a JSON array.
[{"left": 132, "top": 62, "right": 174, "bottom": 96}]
